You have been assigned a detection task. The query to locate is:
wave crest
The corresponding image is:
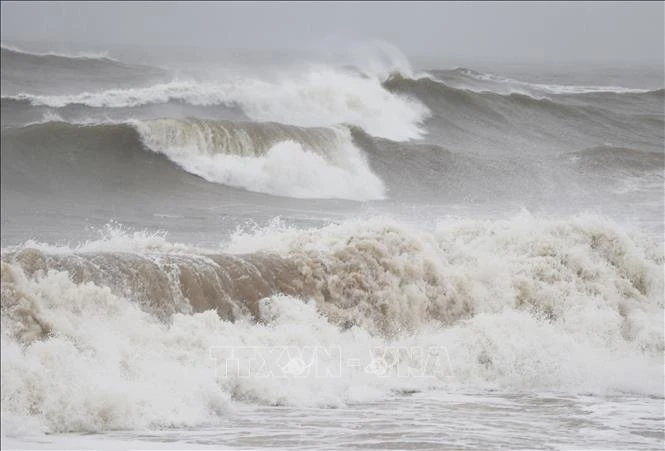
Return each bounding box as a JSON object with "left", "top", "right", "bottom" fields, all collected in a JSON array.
[
  {"left": 133, "top": 118, "right": 386, "bottom": 200},
  {"left": 2, "top": 119, "right": 386, "bottom": 200},
  {"left": 1, "top": 214, "right": 663, "bottom": 433},
  {"left": 4, "top": 68, "right": 430, "bottom": 141}
]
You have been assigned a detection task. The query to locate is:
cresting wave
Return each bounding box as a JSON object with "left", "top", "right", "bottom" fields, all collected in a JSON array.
[
  {"left": 3, "top": 118, "right": 662, "bottom": 207},
  {"left": 132, "top": 118, "right": 386, "bottom": 200},
  {"left": 5, "top": 65, "right": 662, "bottom": 158},
  {"left": 383, "top": 72, "right": 663, "bottom": 109},
  {"left": 382, "top": 72, "right": 665, "bottom": 154},
  {"left": 3, "top": 69, "right": 430, "bottom": 141},
  {"left": 1, "top": 215, "right": 663, "bottom": 433},
  {"left": 1, "top": 119, "right": 386, "bottom": 200}
]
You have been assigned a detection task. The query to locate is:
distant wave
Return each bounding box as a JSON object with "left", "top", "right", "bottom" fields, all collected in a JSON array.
[
  {"left": 1, "top": 44, "right": 172, "bottom": 103},
  {"left": 382, "top": 72, "right": 664, "bottom": 154},
  {"left": 383, "top": 72, "right": 583, "bottom": 114},
  {"left": 2, "top": 68, "right": 430, "bottom": 141},
  {"left": 440, "top": 67, "right": 658, "bottom": 96},
  {"left": 5, "top": 64, "right": 660, "bottom": 149},
  {"left": 1, "top": 43, "right": 116, "bottom": 62}
]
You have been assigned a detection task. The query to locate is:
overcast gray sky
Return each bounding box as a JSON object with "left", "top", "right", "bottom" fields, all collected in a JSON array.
[{"left": 1, "top": 1, "right": 663, "bottom": 64}]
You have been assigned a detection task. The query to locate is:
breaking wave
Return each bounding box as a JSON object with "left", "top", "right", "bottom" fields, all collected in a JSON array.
[
  {"left": 1, "top": 119, "right": 386, "bottom": 200},
  {"left": 3, "top": 69, "right": 430, "bottom": 141},
  {"left": 1, "top": 214, "right": 663, "bottom": 433},
  {"left": 132, "top": 118, "right": 386, "bottom": 200},
  {"left": 382, "top": 72, "right": 664, "bottom": 154},
  {"left": 383, "top": 72, "right": 656, "bottom": 112}
]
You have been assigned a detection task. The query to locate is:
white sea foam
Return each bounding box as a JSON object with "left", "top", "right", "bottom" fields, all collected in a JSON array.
[
  {"left": 7, "top": 67, "right": 430, "bottom": 141},
  {"left": 131, "top": 118, "right": 386, "bottom": 200},
  {"left": 226, "top": 213, "right": 664, "bottom": 346},
  {"left": 1, "top": 214, "right": 662, "bottom": 434}
]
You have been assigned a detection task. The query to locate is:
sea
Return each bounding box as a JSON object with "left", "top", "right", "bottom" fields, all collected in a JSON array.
[{"left": 1, "top": 40, "right": 663, "bottom": 450}]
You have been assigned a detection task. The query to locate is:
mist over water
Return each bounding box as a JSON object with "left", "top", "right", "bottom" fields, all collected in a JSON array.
[{"left": 1, "top": 29, "right": 663, "bottom": 450}]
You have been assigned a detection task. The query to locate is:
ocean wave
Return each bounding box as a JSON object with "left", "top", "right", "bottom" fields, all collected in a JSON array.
[
  {"left": 1, "top": 43, "right": 116, "bottom": 61},
  {"left": 5, "top": 214, "right": 661, "bottom": 343},
  {"left": 133, "top": 118, "right": 386, "bottom": 200},
  {"left": 3, "top": 68, "right": 430, "bottom": 141},
  {"left": 383, "top": 72, "right": 641, "bottom": 113},
  {"left": 1, "top": 119, "right": 386, "bottom": 200},
  {"left": 442, "top": 67, "right": 658, "bottom": 96},
  {"left": 1, "top": 44, "right": 170, "bottom": 99},
  {"left": 382, "top": 72, "right": 664, "bottom": 154},
  {"left": 4, "top": 117, "right": 662, "bottom": 205},
  {"left": 384, "top": 72, "right": 570, "bottom": 111},
  {"left": 382, "top": 72, "right": 586, "bottom": 129},
  {"left": 1, "top": 214, "right": 663, "bottom": 432}
]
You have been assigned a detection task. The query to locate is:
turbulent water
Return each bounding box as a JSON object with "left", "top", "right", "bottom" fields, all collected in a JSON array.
[{"left": 1, "top": 42, "right": 664, "bottom": 450}]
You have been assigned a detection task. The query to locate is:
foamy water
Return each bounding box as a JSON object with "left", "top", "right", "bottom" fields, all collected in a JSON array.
[
  {"left": 3, "top": 391, "right": 663, "bottom": 450},
  {"left": 1, "top": 41, "right": 663, "bottom": 450}
]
